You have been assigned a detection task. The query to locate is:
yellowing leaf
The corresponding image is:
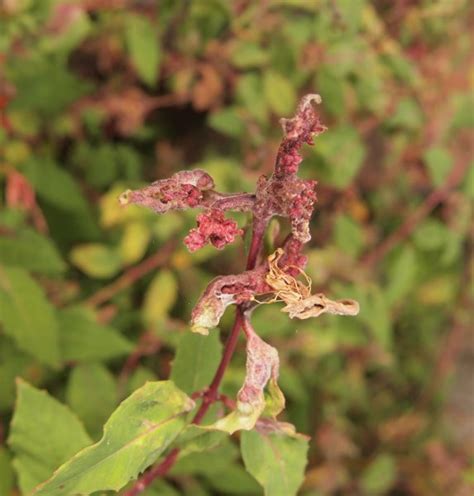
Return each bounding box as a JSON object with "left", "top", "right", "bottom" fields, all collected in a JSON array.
[
  {"left": 143, "top": 269, "right": 178, "bottom": 324},
  {"left": 118, "top": 221, "right": 151, "bottom": 265},
  {"left": 70, "top": 243, "right": 122, "bottom": 279}
]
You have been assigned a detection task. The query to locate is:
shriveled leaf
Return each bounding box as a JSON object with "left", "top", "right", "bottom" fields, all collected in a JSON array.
[
  {"left": 33, "top": 381, "right": 194, "bottom": 496},
  {"left": 0, "top": 266, "right": 61, "bottom": 368},
  {"left": 58, "top": 307, "right": 133, "bottom": 362},
  {"left": 70, "top": 243, "right": 122, "bottom": 279},
  {"left": 66, "top": 363, "right": 118, "bottom": 438},
  {"left": 0, "top": 228, "right": 65, "bottom": 274},
  {"left": 8, "top": 380, "right": 92, "bottom": 495},
  {"left": 170, "top": 331, "right": 222, "bottom": 395},
  {"left": 143, "top": 269, "right": 178, "bottom": 324},
  {"left": 241, "top": 429, "right": 309, "bottom": 496}
]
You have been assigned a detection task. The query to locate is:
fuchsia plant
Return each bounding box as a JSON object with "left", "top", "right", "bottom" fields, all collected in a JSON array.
[{"left": 120, "top": 94, "right": 359, "bottom": 494}]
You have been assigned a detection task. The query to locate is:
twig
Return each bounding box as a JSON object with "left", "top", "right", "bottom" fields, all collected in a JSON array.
[
  {"left": 117, "top": 331, "right": 161, "bottom": 398},
  {"left": 361, "top": 158, "right": 470, "bottom": 267},
  {"left": 85, "top": 239, "right": 177, "bottom": 307},
  {"left": 123, "top": 219, "right": 267, "bottom": 496}
]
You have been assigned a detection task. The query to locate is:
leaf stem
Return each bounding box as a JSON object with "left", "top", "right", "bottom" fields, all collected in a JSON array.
[{"left": 122, "top": 216, "right": 267, "bottom": 495}]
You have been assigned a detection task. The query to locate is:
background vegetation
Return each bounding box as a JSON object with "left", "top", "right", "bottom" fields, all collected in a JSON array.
[{"left": 0, "top": 1, "right": 472, "bottom": 495}]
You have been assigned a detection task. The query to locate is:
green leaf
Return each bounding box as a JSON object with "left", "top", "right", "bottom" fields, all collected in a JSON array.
[
  {"left": 7, "top": 55, "right": 92, "bottom": 116},
  {"left": 360, "top": 453, "right": 397, "bottom": 494},
  {"left": 0, "top": 446, "right": 15, "bottom": 496},
  {"left": 23, "top": 158, "right": 90, "bottom": 213},
  {"left": 424, "top": 146, "right": 453, "bottom": 187},
  {"left": 70, "top": 243, "right": 122, "bottom": 279},
  {"left": 208, "top": 107, "right": 245, "bottom": 137},
  {"left": 0, "top": 228, "right": 65, "bottom": 274},
  {"left": 263, "top": 70, "right": 296, "bottom": 116},
  {"left": 170, "top": 331, "right": 222, "bottom": 395},
  {"left": 125, "top": 15, "right": 161, "bottom": 86},
  {"left": 385, "top": 246, "right": 417, "bottom": 305},
  {"left": 0, "top": 266, "right": 61, "bottom": 368},
  {"left": 231, "top": 42, "right": 268, "bottom": 68},
  {"left": 334, "top": 215, "right": 364, "bottom": 258},
  {"left": 58, "top": 307, "right": 133, "bottom": 362},
  {"left": 0, "top": 338, "right": 45, "bottom": 412},
  {"left": 316, "top": 65, "right": 345, "bottom": 116},
  {"left": 33, "top": 381, "right": 194, "bottom": 496},
  {"left": 312, "top": 126, "right": 366, "bottom": 189},
  {"left": 177, "top": 425, "right": 227, "bottom": 457},
  {"left": 66, "top": 363, "right": 118, "bottom": 438},
  {"left": 412, "top": 219, "right": 448, "bottom": 251},
  {"left": 8, "top": 380, "right": 92, "bottom": 495},
  {"left": 241, "top": 430, "right": 309, "bottom": 496},
  {"left": 143, "top": 269, "right": 178, "bottom": 324},
  {"left": 386, "top": 98, "right": 423, "bottom": 130}
]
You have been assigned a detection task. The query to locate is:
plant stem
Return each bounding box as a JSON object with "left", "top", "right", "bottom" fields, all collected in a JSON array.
[{"left": 123, "top": 217, "right": 267, "bottom": 496}]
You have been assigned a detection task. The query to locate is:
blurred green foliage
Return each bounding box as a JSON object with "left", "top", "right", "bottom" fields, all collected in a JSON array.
[{"left": 0, "top": 0, "right": 473, "bottom": 495}]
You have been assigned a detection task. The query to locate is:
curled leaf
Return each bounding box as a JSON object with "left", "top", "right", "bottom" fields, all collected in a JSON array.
[{"left": 265, "top": 248, "right": 360, "bottom": 319}]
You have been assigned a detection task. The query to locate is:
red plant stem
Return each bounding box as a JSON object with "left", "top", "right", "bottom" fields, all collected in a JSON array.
[
  {"left": 361, "top": 158, "right": 469, "bottom": 267},
  {"left": 123, "top": 217, "right": 267, "bottom": 496}
]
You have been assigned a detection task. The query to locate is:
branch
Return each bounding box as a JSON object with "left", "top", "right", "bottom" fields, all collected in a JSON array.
[{"left": 361, "top": 158, "right": 470, "bottom": 267}]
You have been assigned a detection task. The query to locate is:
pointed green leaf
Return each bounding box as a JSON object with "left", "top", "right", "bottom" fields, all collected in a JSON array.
[
  {"left": 33, "top": 381, "right": 194, "bottom": 496},
  {"left": 125, "top": 15, "right": 161, "bottom": 87},
  {"left": 58, "top": 307, "right": 132, "bottom": 362},
  {"left": 0, "top": 266, "right": 61, "bottom": 368},
  {"left": 241, "top": 430, "right": 309, "bottom": 496},
  {"left": 8, "top": 380, "right": 92, "bottom": 495},
  {"left": 66, "top": 363, "right": 118, "bottom": 438},
  {"left": 0, "top": 228, "right": 65, "bottom": 274},
  {"left": 170, "top": 331, "right": 222, "bottom": 395}
]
